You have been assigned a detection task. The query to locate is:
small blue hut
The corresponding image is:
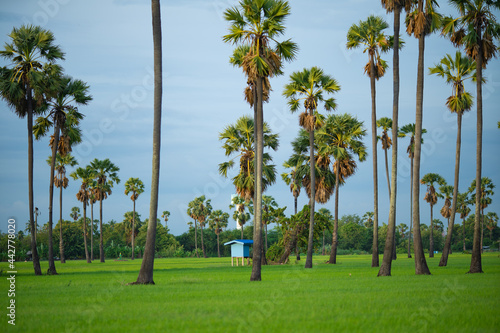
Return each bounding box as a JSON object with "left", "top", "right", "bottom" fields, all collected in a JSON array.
[{"left": 223, "top": 239, "right": 253, "bottom": 266}]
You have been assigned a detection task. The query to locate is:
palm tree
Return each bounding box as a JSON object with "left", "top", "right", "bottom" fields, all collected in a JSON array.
[
  {"left": 317, "top": 208, "right": 333, "bottom": 255},
  {"left": 218, "top": 115, "right": 279, "bottom": 202},
  {"left": 420, "top": 173, "right": 446, "bottom": 258},
  {"left": 192, "top": 196, "right": 212, "bottom": 258},
  {"left": 223, "top": 0, "right": 297, "bottom": 282},
  {"left": 406, "top": 0, "right": 441, "bottom": 275},
  {"left": 0, "top": 25, "right": 64, "bottom": 276},
  {"left": 376, "top": 117, "right": 394, "bottom": 198},
  {"left": 456, "top": 191, "right": 472, "bottom": 252},
  {"left": 441, "top": 0, "right": 500, "bottom": 273},
  {"left": 89, "top": 158, "right": 120, "bottom": 263},
  {"left": 469, "top": 177, "right": 495, "bottom": 254},
  {"left": 484, "top": 212, "right": 498, "bottom": 241},
  {"left": 281, "top": 158, "right": 303, "bottom": 216},
  {"left": 398, "top": 123, "right": 427, "bottom": 258},
  {"left": 262, "top": 195, "right": 278, "bottom": 251},
  {"left": 283, "top": 67, "right": 340, "bottom": 269},
  {"left": 439, "top": 185, "right": 454, "bottom": 230},
  {"left": 230, "top": 195, "right": 252, "bottom": 240},
  {"left": 47, "top": 153, "right": 78, "bottom": 264},
  {"left": 70, "top": 166, "right": 93, "bottom": 263},
  {"left": 89, "top": 180, "right": 97, "bottom": 260},
  {"left": 347, "top": 15, "right": 391, "bottom": 268},
  {"left": 208, "top": 210, "right": 230, "bottom": 257},
  {"left": 318, "top": 114, "right": 367, "bottom": 264},
  {"left": 186, "top": 202, "right": 200, "bottom": 258},
  {"left": 429, "top": 51, "right": 475, "bottom": 267},
  {"left": 124, "top": 177, "right": 145, "bottom": 260},
  {"left": 161, "top": 211, "right": 170, "bottom": 229},
  {"left": 70, "top": 207, "right": 80, "bottom": 223}
]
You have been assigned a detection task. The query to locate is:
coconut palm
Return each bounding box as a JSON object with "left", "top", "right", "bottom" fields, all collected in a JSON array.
[
  {"left": 429, "top": 51, "right": 476, "bottom": 267},
  {"left": 223, "top": 0, "right": 298, "bottom": 282},
  {"left": 161, "top": 211, "right": 170, "bottom": 229},
  {"left": 0, "top": 25, "right": 64, "bottom": 276},
  {"left": 124, "top": 177, "right": 145, "bottom": 260},
  {"left": 346, "top": 15, "right": 392, "bottom": 268},
  {"left": 70, "top": 166, "right": 93, "bottom": 263},
  {"left": 46, "top": 153, "right": 77, "bottom": 264},
  {"left": 469, "top": 177, "right": 495, "bottom": 254},
  {"left": 317, "top": 113, "right": 367, "bottom": 265},
  {"left": 398, "top": 123, "right": 427, "bottom": 258},
  {"left": 420, "top": 173, "right": 446, "bottom": 258},
  {"left": 89, "top": 158, "right": 120, "bottom": 263},
  {"left": 283, "top": 67, "right": 340, "bottom": 269},
  {"left": 456, "top": 191, "right": 472, "bottom": 251},
  {"left": 230, "top": 195, "right": 252, "bottom": 239},
  {"left": 441, "top": 0, "right": 500, "bottom": 273},
  {"left": 208, "top": 210, "right": 230, "bottom": 257},
  {"left": 218, "top": 115, "right": 279, "bottom": 202}
]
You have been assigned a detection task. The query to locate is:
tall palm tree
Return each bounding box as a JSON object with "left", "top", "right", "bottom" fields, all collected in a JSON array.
[
  {"left": 46, "top": 153, "right": 78, "bottom": 264},
  {"left": 124, "top": 177, "right": 145, "bottom": 260},
  {"left": 317, "top": 113, "right": 367, "bottom": 265},
  {"left": 283, "top": 67, "right": 340, "bottom": 269},
  {"left": 186, "top": 202, "right": 200, "bottom": 258},
  {"left": 70, "top": 206, "right": 80, "bottom": 223},
  {"left": 89, "top": 180, "right": 97, "bottom": 260},
  {"left": 347, "top": 15, "right": 391, "bottom": 268},
  {"left": 218, "top": 115, "right": 279, "bottom": 202},
  {"left": 208, "top": 210, "right": 230, "bottom": 257},
  {"left": 439, "top": 185, "right": 454, "bottom": 229},
  {"left": 89, "top": 158, "right": 120, "bottom": 263},
  {"left": 0, "top": 25, "right": 64, "bottom": 276},
  {"left": 193, "top": 196, "right": 212, "bottom": 258},
  {"left": 469, "top": 177, "right": 495, "bottom": 254},
  {"left": 380, "top": 0, "right": 412, "bottom": 276},
  {"left": 484, "top": 212, "right": 498, "bottom": 241},
  {"left": 441, "top": 0, "right": 500, "bottom": 273},
  {"left": 420, "top": 173, "right": 446, "bottom": 258},
  {"left": 456, "top": 191, "right": 472, "bottom": 251},
  {"left": 398, "top": 123, "right": 427, "bottom": 258},
  {"left": 70, "top": 166, "right": 93, "bottom": 263},
  {"left": 223, "top": 0, "right": 297, "bottom": 282},
  {"left": 429, "top": 51, "right": 476, "bottom": 266},
  {"left": 406, "top": 0, "right": 441, "bottom": 275},
  {"left": 161, "top": 211, "right": 170, "bottom": 229},
  {"left": 281, "top": 158, "right": 303, "bottom": 216},
  {"left": 376, "top": 117, "right": 394, "bottom": 198}
]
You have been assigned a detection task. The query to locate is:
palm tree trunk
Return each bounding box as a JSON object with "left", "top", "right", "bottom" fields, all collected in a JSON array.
[
  {"left": 480, "top": 207, "right": 484, "bottom": 254},
  {"left": 27, "top": 87, "right": 42, "bottom": 275},
  {"left": 217, "top": 232, "right": 220, "bottom": 257},
  {"left": 429, "top": 204, "right": 434, "bottom": 257},
  {"left": 99, "top": 198, "right": 104, "bottom": 263},
  {"left": 265, "top": 222, "right": 268, "bottom": 251},
  {"left": 132, "top": 199, "right": 136, "bottom": 260},
  {"left": 59, "top": 183, "right": 65, "bottom": 264},
  {"left": 412, "top": 15, "right": 431, "bottom": 274},
  {"left": 134, "top": 0, "right": 162, "bottom": 284},
  {"left": 304, "top": 116, "right": 316, "bottom": 269},
  {"left": 240, "top": 223, "right": 243, "bottom": 240},
  {"left": 370, "top": 54, "right": 379, "bottom": 268},
  {"left": 440, "top": 112, "right": 462, "bottom": 266},
  {"left": 194, "top": 220, "right": 199, "bottom": 257},
  {"left": 408, "top": 154, "right": 413, "bottom": 258},
  {"left": 294, "top": 195, "right": 300, "bottom": 261},
  {"left": 384, "top": 147, "right": 391, "bottom": 197},
  {"left": 250, "top": 74, "right": 264, "bottom": 280},
  {"left": 47, "top": 126, "right": 59, "bottom": 275},
  {"left": 91, "top": 202, "right": 94, "bottom": 261},
  {"left": 462, "top": 218, "right": 466, "bottom": 252},
  {"left": 83, "top": 202, "right": 90, "bottom": 263},
  {"left": 328, "top": 161, "right": 340, "bottom": 264},
  {"left": 322, "top": 230, "right": 325, "bottom": 255},
  {"left": 200, "top": 224, "right": 206, "bottom": 258}
]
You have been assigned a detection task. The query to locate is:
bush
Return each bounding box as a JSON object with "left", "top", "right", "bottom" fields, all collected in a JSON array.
[{"left": 266, "top": 243, "right": 284, "bottom": 262}]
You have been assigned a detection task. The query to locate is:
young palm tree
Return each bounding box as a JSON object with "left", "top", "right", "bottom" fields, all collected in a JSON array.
[
  {"left": 218, "top": 115, "right": 279, "bottom": 202},
  {"left": 398, "top": 123, "right": 427, "bottom": 258},
  {"left": 0, "top": 25, "right": 64, "bottom": 276},
  {"left": 456, "top": 191, "right": 472, "bottom": 252},
  {"left": 124, "top": 177, "right": 145, "bottom": 260},
  {"left": 468, "top": 177, "right": 495, "bottom": 254},
  {"left": 70, "top": 166, "right": 93, "bottom": 263},
  {"left": 420, "top": 173, "right": 446, "bottom": 258},
  {"left": 429, "top": 51, "right": 476, "bottom": 266},
  {"left": 347, "top": 15, "right": 391, "bottom": 268},
  {"left": 406, "top": 0, "right": 441, "bottom": 275},
  {"left": 441, "top": 0, "right": 500, "bottom": 273},
  {"left": 46, "top": 153, "right": 78, "bottom": 264},
  {"left": 283, "top": 67, "right": 340, "bottom": 269},
  {"left": 161, "top": 211, "right": 170, "bottom": 229},
  {"left": 208, "top": 210, "right": 230, "bottom": 257},
  {"left": 223, "top": 0, "right": 297, "bottom": 282},
  {"left": 89, "top": 158, "right": 120, "bottom": 263}
]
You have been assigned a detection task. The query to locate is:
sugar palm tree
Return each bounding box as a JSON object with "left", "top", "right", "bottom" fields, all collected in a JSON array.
[
  {"left": 0, "top": 25, "right": 64, "bottom": 276},
  {"left": 161, "top": 211, "right": 170, "bottom": 229},
  {"left": 398, "top": 123, "right": 427, "bottom": 258},
  {"left": 376, "top": 117, "right": 394, "bottom": 198},
  {"left": 89, "top": 180, "right": 97, "bottom": 260},
  {"left": 262, "top": 195, "right": 278, "bottom": 251},
  {"left": 186, "top": 202, "right": 200, "bottom": 258},
  {"left": 218, "top": 115, "right": 279, "bottom": 202},
  {"left": 441, "top": 0, "right": 500, "bottom": 273},
  {"left": 469, "top": 177, "right": 495, "bottom": 254},
  {"left": 456, "top": 191, "right": 472, "bottom": 251},
  {"left": 484, "top": 212, "right": 498, "bottom": 241},
  {"left": 230, "top": 195, "right": 252, "bottom": 240},
  {"left": 223, "top": 0, "right": 298, "bottom": 282},
  {"left": 281, "top": 157, "right": 303, "bottom": 216},
  {"left": 420, "top": 173, "right": 446, "bottom": 258},
  {"left": 439, "top": 185, "right": 454, "bottom": 227},
  {"left": 70, "top": 166, "right": 93, "bottom": 263},
  {"left": 317, "top": 113, "right": 367, "bottom": 265},
  {"left": 193, "top": 196, "right": 212, "bottom": 258},
  {"left": 347, "top": 15, "right": 391, "bottom": 268},
  {"left": 124, "top": 177, "right": 145, "bottom": 260},
  {"left": 89, "top": 158, "right": 120, "bottom": 263},
  {"left": 208, "top": 210, "right": 230, "bottom": 257},
  {"left": 430, "top": 52, "right": 475, "bottom": 266},
  {"left": 70, "top": 206, "right": 80, "bottom": 223},
  {"left": 46, "top": 153, "right": 78, "bottom": 264},
  {"left": 283, "top": 67, "right": 340, "bottom": 269}
]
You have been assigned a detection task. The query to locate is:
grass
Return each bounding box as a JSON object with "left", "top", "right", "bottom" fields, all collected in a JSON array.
[{"left": 1, "top": 253, "right": 499, "bottom": 332}]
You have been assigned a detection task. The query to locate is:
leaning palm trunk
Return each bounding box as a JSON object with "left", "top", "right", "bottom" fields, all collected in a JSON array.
[
  {"left": 370, "top": 54, "right": 379, "bottom": 268},
  {"left": 439, "top": 112, "right": 462, "bottom": 266},
  {"left": 134, "top": 0, "right": 162, "bottom": 284},
  {"left": 328, "top": 161, "right": 340, "bottom": 264},
  {"left": 59, "top": 181, "right": 65, "bottom": 263},
  {"left": 47, "top": 126, "right": 60, "bottom": 275},
  {"left": 378, "top": 4, "right": 401, "bottom": 276},
  {"left": 412, "top": 16, "right": 431, "bottom": 275},
  {"left": 304, "top": 120, "right": 316, "bottom": 269}
]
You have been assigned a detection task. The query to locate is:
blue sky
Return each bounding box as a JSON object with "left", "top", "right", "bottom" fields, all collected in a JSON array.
[{"left": 1, "top": 0, "right": 499, "bottom": 236}]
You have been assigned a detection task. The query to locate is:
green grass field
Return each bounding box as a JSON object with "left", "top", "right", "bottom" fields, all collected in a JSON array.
[{"left": 1, "top": 253, "right": 499, "bottom": 332}]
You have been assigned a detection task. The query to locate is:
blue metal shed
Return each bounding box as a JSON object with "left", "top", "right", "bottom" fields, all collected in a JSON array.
[{"left": 223, "top": 239, "right": 253, "bottom": 266}]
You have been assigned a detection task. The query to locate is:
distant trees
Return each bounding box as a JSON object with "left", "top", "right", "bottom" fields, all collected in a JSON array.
[{"left": 124, "top": 177, "right": 145, "bottom": 260}]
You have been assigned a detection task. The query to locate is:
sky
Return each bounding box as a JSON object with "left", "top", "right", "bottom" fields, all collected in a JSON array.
[{"left": 0, "top": 0, "right": 499, "bottom": 236}]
